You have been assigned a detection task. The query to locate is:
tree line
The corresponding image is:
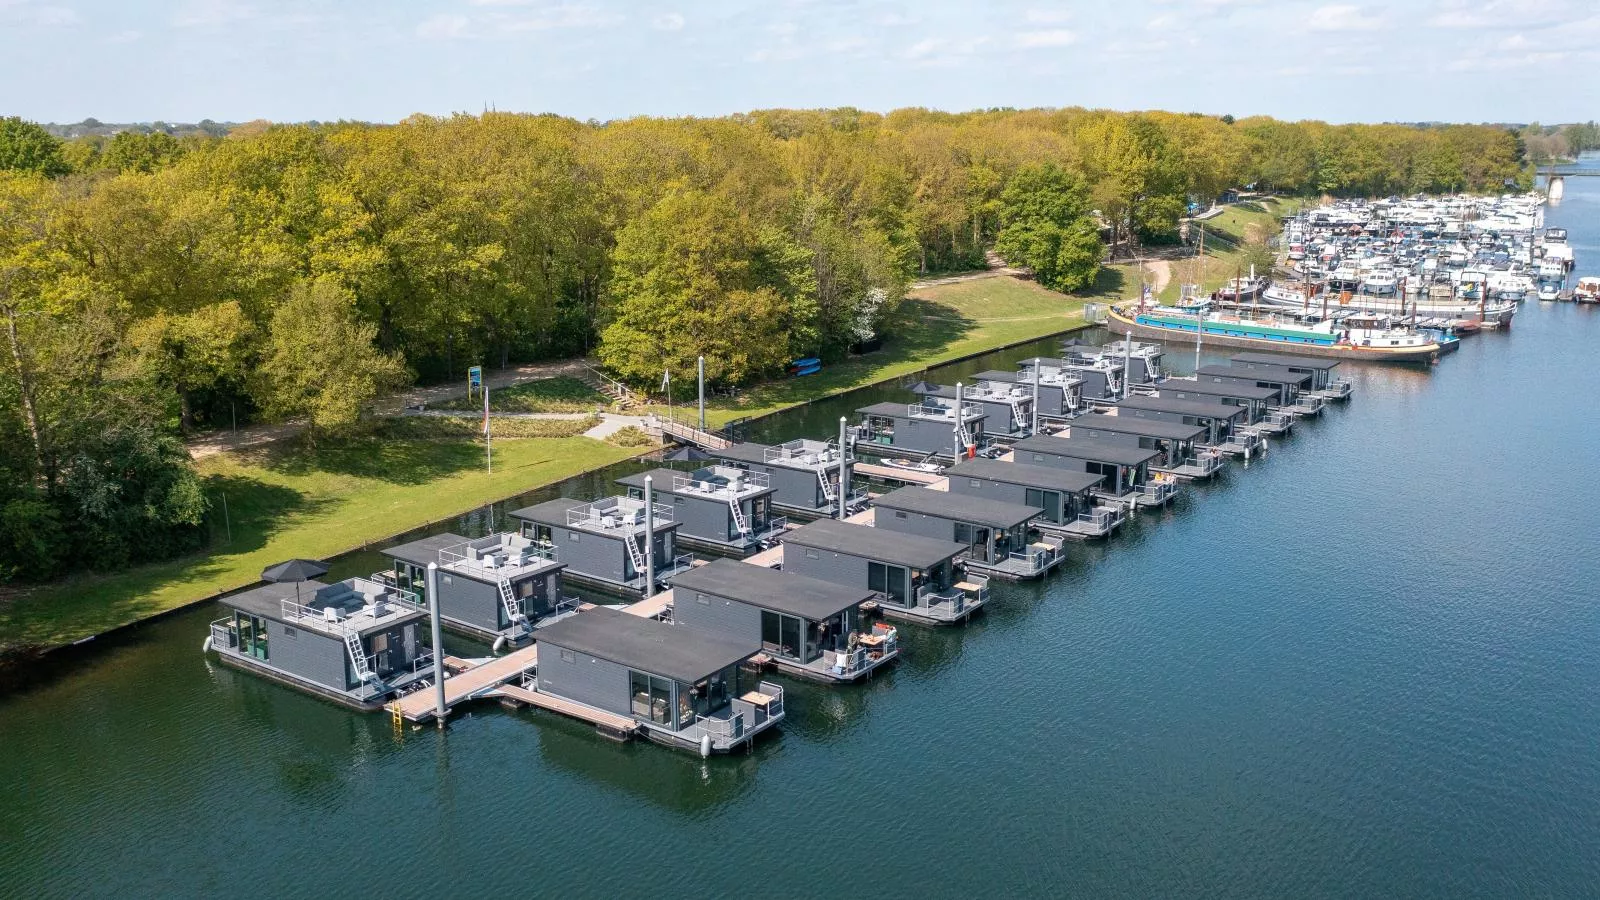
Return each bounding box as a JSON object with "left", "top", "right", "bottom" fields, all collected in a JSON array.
[{"left": 0, "top": 109, "right": 1526, "bottom": 582}]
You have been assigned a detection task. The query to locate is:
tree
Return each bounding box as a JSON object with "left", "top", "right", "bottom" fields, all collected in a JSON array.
[
  {"left": 0, "top": 118, "right": 68, "bottom": 178},
  {"left": 128, "top": 301, "right": 256, "bottom": 432},
  {"left": 992, "top": 163, "right": 1102, "bottom": 292},
  {"left": 255, "top": 277, "right": 408, "bottom": 432}
]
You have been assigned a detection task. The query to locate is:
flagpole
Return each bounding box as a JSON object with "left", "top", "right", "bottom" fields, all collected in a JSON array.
[{"left": 484, "top": 382, "right": 492, "bottom": 474}]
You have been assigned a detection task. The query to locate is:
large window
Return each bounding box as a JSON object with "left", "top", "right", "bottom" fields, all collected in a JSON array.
[
  {"left": 868, "top": 562, "right": 908, "bottom": 605},
  {"left": 234, "top": 613, "right": 268, "bottom": 661},
  {"left": 1025, "top": 488, "right": 1062, "bottom": 523},
  {"left": 629, "top": 671, "right": 676, "bottom": 727},
  {"left": 761, "top": 610, "right": 803, "bottom": 658}
]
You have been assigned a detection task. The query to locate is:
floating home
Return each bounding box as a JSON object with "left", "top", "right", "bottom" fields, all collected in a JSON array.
[
  {"left": 1110, "top": 394, "right": 1261, "bottom": 457},
  {"left": 1229, "top": 352, "right": 1351, "bottom": 400},
  {"left": 510, "top": 496, "right": 692, "bottom": 595},
  {"left": 618, "top": 466, "right": 785, "bottom": 554},
  {"left": 532, "top": 608, "right": 784, "bottom": 754},
  {"left": 914, "top": 380, "right": 1034, "bottom": 438},
  {"left": 1028, "top": 354, "right": 1120, "bottom": 402},
  {"left": 1011, "top": 434, "right": 1173, "bottom": 509},
  {"left": 670, "top": 559, "right": 896, "bottom": 683},
  {"left": 379, "top": 532, "right": 570, "bottom": 647},
  {"left": 782, "top": 518, "right": 988, "bottom": 625},
  {"left": 207, "top": 577, "right": 430, "bottom": 711},
  {"left": 1193, "top": 364, "right": 1317, "bottom": 414},
  {"left": 944, "top": 458, "right": 1123, "bottom": 540},
  {"left": 857, "top": 399, "right": 986, "bottom": 459},
  {"left": 718, "top": 439, "right": 858, "bottom": 517},
  {"left": 1154, "top": 379, "right": 1292, "bottom": 435},
  {"left": 871, "top": 485, "right": 1064, "bottom": 580},
  {"left": 1063, "top": 412, "right": 1220, "bottom": 480},
  {"left": 1010, "top": 360, "right": 1085, "bottom": 420}
]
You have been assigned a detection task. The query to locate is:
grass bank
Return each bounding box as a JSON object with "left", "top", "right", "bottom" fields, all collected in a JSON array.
[
  {"left": 1158, "top": 198, "right": 1308, "bottom": 301},
  {"left": 0, "top": 434, "right": 644, "bottom": 650},
  {"left": 672, "top": 268, "right": 1130, "bottom": 428}
]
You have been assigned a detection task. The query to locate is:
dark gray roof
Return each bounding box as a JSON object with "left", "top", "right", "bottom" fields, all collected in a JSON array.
[
  {"left": 221, "top": 580, "right": 325, "bottom": 622},
  {"left": 381, "top": 532, "right": 467, "bottom": 567},
  {"left": 1012, "top": 435, "right": 1161, "bottom": 466},
  {"left": 670, "top": 559, "right": 872, "bottom": 620},
  {"left": 509, "top": 497, "right": 584, "bottom": 524},
  {"left": 1112, "top": 395, "right": 1246, "bottom": 421},
  {"left": 535, "top": 607, "right": 758, "bottom": 683},
  {"left": 1230, "top": 352, "right": 1340, "bottom": 370},
  {"left": 1195, "top": 364, "right": 1311, "bottom": 387},
  {"left": 945, "top": 458, "right": 1102, "bottom": 493},
  {"left": 783, "top": 519, "right": 965, "bottom": 568},
  {"left": 716, "top": 442, "right": 773, "bottom": 464},
  {"left": 858, "top": 401, "right": 911, "bottom": 416},
  {"left": 874, "top": 486, "right": 1040, "bottom": 527},
  {"left": 1158, "top": 380, "right": 1280, "bottom": 401},
  {"left": 1067, "top": 413, "right": 1207, "bottom": 441}
]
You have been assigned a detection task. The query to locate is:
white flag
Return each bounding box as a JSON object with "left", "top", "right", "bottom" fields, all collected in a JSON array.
[
  {"left": 482, "top": 384, "right": 490, "bottom": 437},
  {"left": 660, "top": 368, "right": 670, "bottom": 392}
]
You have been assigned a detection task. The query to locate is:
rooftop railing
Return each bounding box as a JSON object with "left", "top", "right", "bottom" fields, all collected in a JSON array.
[
  {"left": 438, "top": 537, "right": 558, "bottom": 579},
  {"left": 906, "top": 401, "right": 983, "bottom": 422},
  {"left": 566, "top": 501, "right": 674, "bottom": 531},
  {"left": 764, "top": 440, "right": 846, "bottom": 468},
  {"left": 671, "top": 469, "right": 770, "bottom": 497}
]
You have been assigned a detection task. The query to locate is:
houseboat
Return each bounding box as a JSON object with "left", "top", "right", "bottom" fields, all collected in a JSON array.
[
  {"left": 1011, "top": 359, "right": 1086, "bottom": 419},
  {"left": 913, "top": 380, "right": 1035, "bottom": 439},
  {"left": 717, "top": 438, "right": 858, "bottom": 518},
  {"left": 871, "top": 486, "right": 1063, "bottom": 580},
  {"left": 206, "top": 577, "right": 431, "bottom": 711},
  {"left": 1108, "top": 394, "right": 1259, "bottom": 457},
  {"left": 782, "top": 518, "right": 988, "bottom": 625},
  {"left": 670, "top": 559, "right": 896, "bottom": 684},
  {"left": 944, "top": 458, "right": 1123, "bottom": 540},
  {"left": 509, "top": 496, "right": 693, "bottom": 595},
  {"left": 380, "top": 531, "right": 570, "bottom": 648},
  {"left": 1062, "top": 412, "right": 1220, "bottom": 481},
  {"left": 1152, "top": 379, "right": 1292, "bottom": 436},
  {"left": 532, "top": 608, "right": 784, "bottom": 755},
  {"left": 1192, "top": 364, "right": 1321, "bottom": 416},
  {"left": 856, "top": 398, "right": 985, "bottom": 460},
  {"left": 1107, "top": 304, "right": 1444, "bottom": 364},
  {"left": 1228, "top": 352, "right": 1352, "bottom": 401},
  {"left": 618, "top": 466, "right": 786, "bottom": 554},
  {"left": 1011, "top": 434, "right": 1173, "bottom": 510}
]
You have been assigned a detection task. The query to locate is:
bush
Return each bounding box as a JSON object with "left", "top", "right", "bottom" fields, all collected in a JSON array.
[{"left": 606, "top": 426, "right": 656, "bottom": 448}]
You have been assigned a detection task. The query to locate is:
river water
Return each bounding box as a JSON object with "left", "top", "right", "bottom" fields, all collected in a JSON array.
[{"left": 4, "top": 160, "right": 1599, "bottom": 898}]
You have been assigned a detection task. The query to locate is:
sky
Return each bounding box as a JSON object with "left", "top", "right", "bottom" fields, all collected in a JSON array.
[{"left": 1, "top": 0, "right": 1595, "bottom": 125}]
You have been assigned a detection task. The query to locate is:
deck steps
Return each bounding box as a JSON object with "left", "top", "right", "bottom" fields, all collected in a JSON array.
[{"left": 490, "top": 683, "right": 640, "bottom": 737}]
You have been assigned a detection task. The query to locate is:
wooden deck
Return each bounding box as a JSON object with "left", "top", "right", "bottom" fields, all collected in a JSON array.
[
  {"left": 490, "top": 683, "right": 640, "bottom": 735},
  {"left": 854, "top": 462, "right": 945, "bottom": 485},
  {"left": 744, "top": 544, "right": 784, "bottom": 567},
  {"left": 844, "top": 507, "right": 875, "bottom": 525},
  {"left": 394, "top": 644, "right": 540, "bottom": 722},
  {"left": 623, "top": 589, "right": 673, "bottom": 619}
]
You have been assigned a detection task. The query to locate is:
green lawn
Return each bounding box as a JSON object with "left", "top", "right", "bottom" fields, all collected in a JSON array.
[
  {"left": 431, "top": 376, "right": 605, "bottom": 413},
  {"left": 0, "top": 435, "right": 644, "bottom": 649},
  {"left": 673, "top": 268, "right": 1130, "bottom": 428},
  {"left": 1158, "top": 198, "right": 1306, "bottom": 301}
]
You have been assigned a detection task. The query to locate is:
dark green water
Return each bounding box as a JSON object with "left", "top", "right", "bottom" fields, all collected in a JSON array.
[{"left": 5, "top": 167, "right": 1600, "bottom": 898}]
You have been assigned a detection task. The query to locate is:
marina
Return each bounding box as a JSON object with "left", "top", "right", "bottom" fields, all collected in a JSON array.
[{"left": 4, "top": 163, "right": 1599, "bottom": 896}]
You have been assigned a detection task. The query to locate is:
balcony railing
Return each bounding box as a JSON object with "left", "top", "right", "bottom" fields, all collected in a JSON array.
[
  {"left": 209, "top": 619, "right": 238, "bottom": 651},
  {"left": 1139, "top": 480, "right": 1178, "bottom": 504},
  {"left": 437, "top": 538, "right": 558, "bottom": 580},
  {"left": 906, "top": 401, "right": 983, "bottom": 422},
  {"left": 567, "top": 501, "right": 674, "bottom": 531},
  {"left": 672, "top": 469, "right": 770, "bottom": 497}
]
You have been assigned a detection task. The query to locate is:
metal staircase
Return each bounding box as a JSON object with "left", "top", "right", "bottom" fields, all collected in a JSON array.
[
  {"left": 342, "top": 627, "right": 375, "bottom": 683},
  {"left": 956, "top": 421, "right": 975, "bottom": 454},
  {"left": 729, "top": 497, "right": 750, "bottom": 535},
  {"left": 497, "top": 578, "right": 527, "bottom": 632},
  {"left": 624, "top": 532, "right": 647, "bottom": 577},
  {"left": 1006, "top": 397, "right": 1028, "bottom": 430},
  {"left": 817, "top": 470, "right": 836, "bottom": 505}
]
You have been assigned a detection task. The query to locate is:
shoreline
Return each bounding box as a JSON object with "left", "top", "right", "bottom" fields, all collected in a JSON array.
[{"left": 0, "top": 319, "right": 1093, "bottom": 683}]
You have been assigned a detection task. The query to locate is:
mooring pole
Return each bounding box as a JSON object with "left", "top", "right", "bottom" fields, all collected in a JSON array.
[
  {"left": 1030, "top": 359, "right": 1040, "bottom": 434},
  {"left": 953, "top": 382, "right": 965, "bottom": 461},
  {"left": 837, "top": 416, "right": 849, "bottom": 520},
  {"left": 643, "top": 475, "right": 656, "bottom": 598},
  {"left": 697, "top": 356, "right": 706, "bottom": 434},
  {"left": 427, "top": 562, "right": 446, "bottom": 728}
]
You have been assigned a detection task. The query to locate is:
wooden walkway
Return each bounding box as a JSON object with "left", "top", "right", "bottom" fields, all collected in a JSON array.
[
  {"left": 855, "top": 462, "right": 945, "bottom": 485},
  {"left": 394, "top": 644, "right": 540, "bottom": 722},
  {"left": 844, "top": 507, "right": 875, "bottom": 525},
  {"left": 490, "top": 683, "right": 640, "bottom": 735},
  {"left": 744, "top": 544, "right": 784, "bottom": 567},
  {"left": 623, "top": 589, "right": 673, "bottom": 619}
]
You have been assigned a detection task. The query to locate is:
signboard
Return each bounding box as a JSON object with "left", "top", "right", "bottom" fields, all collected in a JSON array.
[{"left": 468, "top": 366, "right": 482, "bottom": 388}]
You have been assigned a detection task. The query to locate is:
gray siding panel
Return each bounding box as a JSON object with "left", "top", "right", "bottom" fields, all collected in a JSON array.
[
  {"left": 266, "top": 620, "right": 350, "bottom": 691},
  {"left": 537, "top": 646, "right": 631, "bottom": 716},
  {"left": 672, "top": 591, "right": 765, "bottom": 645},
  {"left": 439, "top": 572, "right": 502, "bottom": 631}
]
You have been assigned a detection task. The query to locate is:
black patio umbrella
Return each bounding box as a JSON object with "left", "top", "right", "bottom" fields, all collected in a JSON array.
[
  {"left": 663, "top": 445, "right": 716, "bottom": 462},
  {"left": 906, "top": 380, "right": 939, "bottom": 394},
  {"left": 262, "top": 558, "right": 329, "bottom": 602},
  {"left": 1062, "top": 338, "right": 1091, "bottom": 347}
]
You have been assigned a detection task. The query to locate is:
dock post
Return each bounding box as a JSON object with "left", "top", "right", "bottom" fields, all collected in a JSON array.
[
  {"left": 1030, "top": 360, "right": 1039, "bottom": 435},
  {"left": 427, "top": 562, "right": 446, "bottom": 728},
  {"left": 697, "top": 356, "right": 706, "bottom": 433},
  {"left": 643, "top": 475, "right": 656, "bottom": 598},
  {"left": 1122, "top": 333, "right": 1132, "bottom": 398},
  {"left": 838, "top": 416, "right": 849, "bottom": 520},
  {"left": 954, "top": 382, "right": 964, "bottom": 461}
]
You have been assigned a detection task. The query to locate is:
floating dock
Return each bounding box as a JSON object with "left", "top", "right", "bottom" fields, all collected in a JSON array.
[
  {"left": 854, "top": 462, "right": 945, "bottom": 485},
  {"left": 393, "top": 644, "right": 540, "bottom": 723}
]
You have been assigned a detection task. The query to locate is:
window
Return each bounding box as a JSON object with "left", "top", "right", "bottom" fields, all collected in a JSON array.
[
  {"left": 568, "top": 531, "right": 581, "bottom": 542},
  {"left": 629, "top": 671, "right": 676, "bottom": 726},
  {"left": 559, "top": 649, "right": 575, "bottom": 663},
  {"left": 804, "top": 548, "right": 819, "bottom": 560},
  {"left": 969, "top": 479, "right": 982, "bottom": 489},
  {"left": 760, "top": 610, "right": 802, "bottom": 659},
  {"left": 283, "top": 626, "right": 297, "bottom": 639},
  {"left": 894, "top": 510, "right": 908, "bottom": 519},
  {"left": 696, "top": 593, "right": 710, "bottom": 605},
  {"left": 442, "top": 575, "right": 452, "bottom": 585}
]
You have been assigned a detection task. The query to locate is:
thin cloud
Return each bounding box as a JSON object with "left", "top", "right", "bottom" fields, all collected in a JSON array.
[
  {"left": 1015, "top": 29, "right": 1077, "bottom": 48},
  {"left": 652, "top": 12, "right": 684, "bottom": 31},
  {"left": 417, "top": 13, "right": 470, "bottom": 39},
  {"left": 1307, "top": 4, "right": 1385, "bottom": 31},
  {"left": 1024, "top": 7, "right": 1072, "bottom": 24},
  {"left": 172, "top": 0, "right": 254, "bottom": 28}
]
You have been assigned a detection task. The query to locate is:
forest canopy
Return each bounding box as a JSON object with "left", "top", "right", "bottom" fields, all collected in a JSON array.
[{"left": 0, "top": 107, "right": 1529, "bottom": 581}]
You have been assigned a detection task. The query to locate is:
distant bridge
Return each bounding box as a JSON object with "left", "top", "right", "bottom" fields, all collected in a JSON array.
[{"left": 1537, "top": 166, "right": 1600, "bottom": 177}]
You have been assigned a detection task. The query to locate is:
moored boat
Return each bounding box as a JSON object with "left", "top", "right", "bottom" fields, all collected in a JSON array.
[{"left": 1107, "top": 305, "right": 1442, "bottom": 363}]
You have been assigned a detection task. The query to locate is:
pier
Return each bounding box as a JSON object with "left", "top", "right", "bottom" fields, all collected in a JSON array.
[{"left": 393, "top": 643, "right": 541, "bottom": 723}]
